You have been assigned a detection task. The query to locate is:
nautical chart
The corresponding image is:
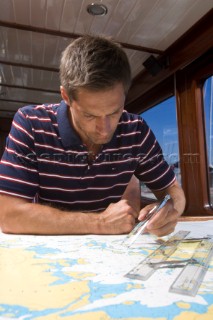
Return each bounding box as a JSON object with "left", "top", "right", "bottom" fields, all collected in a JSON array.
[{"left": 0, "top": 221, "right": 213, "bottom": 319}]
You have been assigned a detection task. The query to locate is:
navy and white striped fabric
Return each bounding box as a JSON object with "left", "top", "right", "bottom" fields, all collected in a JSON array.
[{"left": 0, "top": 101, "right": 175, "bottom": 211}]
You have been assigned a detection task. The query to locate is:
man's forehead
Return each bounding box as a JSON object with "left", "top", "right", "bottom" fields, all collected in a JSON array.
[
  {"left": 75, "top": 101, "right": 123, "bottom": 117},
  {"left": 73, "top": 85, "right": 125, "bottom": 115},
  {"left": 75, "top": 83, "right": 125, "bottom": 98}
]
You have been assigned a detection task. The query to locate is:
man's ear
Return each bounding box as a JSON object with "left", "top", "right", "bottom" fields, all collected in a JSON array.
[{"left": 60, "top": 86, "right": 70, "bottom": 105}]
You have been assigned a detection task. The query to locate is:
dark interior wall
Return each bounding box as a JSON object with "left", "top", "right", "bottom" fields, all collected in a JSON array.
[{"left": 0, "top": 118, "right": 12, "bottom": 158}]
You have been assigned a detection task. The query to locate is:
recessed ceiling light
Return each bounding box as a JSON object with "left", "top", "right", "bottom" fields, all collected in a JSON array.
[{"left": 87, "top": 3, "right": 108, "bottom": 16}]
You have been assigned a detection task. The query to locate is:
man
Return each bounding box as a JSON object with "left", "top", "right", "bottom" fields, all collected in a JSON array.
[{"left": 0, "top": 35, "right": 185, "bottom": 235}]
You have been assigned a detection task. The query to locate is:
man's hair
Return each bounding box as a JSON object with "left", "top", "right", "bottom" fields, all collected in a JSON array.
[{"left": 59, "top": 35, "right": 131, "bottom": 101}]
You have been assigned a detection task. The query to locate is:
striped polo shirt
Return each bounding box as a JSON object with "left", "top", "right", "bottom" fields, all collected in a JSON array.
[{"left": 0, "top": 101, "right": 175, "bottom": 211}]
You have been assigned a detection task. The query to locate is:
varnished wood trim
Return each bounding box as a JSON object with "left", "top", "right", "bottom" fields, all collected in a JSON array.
[
  {"left": 179, "top": 216, "right": 213, "bottom": 221},
  {"left": 125, "top": 76, "right": 174, "bottom": 113},
  {"left": 126, "top": 9, "right": 213, "bottom": 108},
  {"left": 176, "top": 52, "right": 213, "bottom": 216}
]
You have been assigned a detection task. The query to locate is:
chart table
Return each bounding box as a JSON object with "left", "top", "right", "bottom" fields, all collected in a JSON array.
[{"left": 0, "top": 221, "right": 213, "bottom": 319}]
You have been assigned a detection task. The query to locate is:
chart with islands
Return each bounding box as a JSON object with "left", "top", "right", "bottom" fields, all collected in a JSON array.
[{"left": 0, "top": 221, "right": 213, "bottom": 320}]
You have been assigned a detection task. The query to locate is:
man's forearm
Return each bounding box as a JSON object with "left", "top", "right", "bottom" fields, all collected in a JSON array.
[
  {"left": 1, "top": 200, "right": 101, "bottom": 235},
  {"left": 168, "top": 183, "right": 186, "bottom": 216},
  {"left": 0, "top": 196, "right": 138, "bottom": 235},
  {"left": 0, "top": 175, "right": 141, "bottom": 235},
  {"left": 153, "top": 180, "right": 186, "bottom": 216}
]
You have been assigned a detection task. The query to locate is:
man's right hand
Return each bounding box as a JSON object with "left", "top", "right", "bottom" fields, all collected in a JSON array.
[{"left": 98, "top": 199, "right": 139, "bottom": 234}]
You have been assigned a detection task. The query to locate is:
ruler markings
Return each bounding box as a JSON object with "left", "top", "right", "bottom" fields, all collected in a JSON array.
[
  {"left": 125, "top": 230, "right": 189, "bottom": 280},
  {"left": 169, "top": 240, "right": 213, "bottom": 296}
]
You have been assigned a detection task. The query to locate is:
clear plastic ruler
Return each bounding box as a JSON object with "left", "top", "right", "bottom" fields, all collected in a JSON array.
[
  {"left": 169, "top": 239, "right": 213, "bottom": 296},
  {"left": 125, "top": 230, "right": 190, "bottom": 280}
]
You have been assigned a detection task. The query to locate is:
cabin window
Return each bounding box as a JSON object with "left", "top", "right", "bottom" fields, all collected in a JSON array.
[
  {"left": 204, "top": 76, "right": 213, "bottom": 207},
  {"left": 140, "top": 96, "right": 180, "bottom": 199}
]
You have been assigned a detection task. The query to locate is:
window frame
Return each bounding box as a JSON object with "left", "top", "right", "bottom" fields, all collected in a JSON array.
[
  {"left": 176, "top": 50, "right": 213, "bottom": 216},
  {"left": 128, "top": 50, "right": 213, "bottom": 216}
]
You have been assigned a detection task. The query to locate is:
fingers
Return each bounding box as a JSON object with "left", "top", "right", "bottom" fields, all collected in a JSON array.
[
  {"left": 138, "top": 204, "right": 157, "bottom": 221},
  {"left": 114, "top": 199, "right": 139, "bottom": 219},
  {"left": 147, "top": 220, "right": 177, "bottom": 237},
  {"left": 123, "top": 214, "right": 137, "bottom": 233},
  {"left": 140, "top": 201, "right": 179, "bottom": 237},
  {"left": 100, "top": 199, "right": 138, "bottom": 234}
]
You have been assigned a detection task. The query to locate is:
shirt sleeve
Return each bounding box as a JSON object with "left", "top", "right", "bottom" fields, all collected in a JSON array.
[
  {"left": 134, "top": 118, "right": 176, "bottom": 191},
  {"left": 0, "top": 108, "right": 39, "bottom": 199}
]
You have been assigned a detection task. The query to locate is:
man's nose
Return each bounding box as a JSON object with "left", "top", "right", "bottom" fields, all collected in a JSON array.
[{"left": 96, "top": 117, "right": 111, "bottom": 135}]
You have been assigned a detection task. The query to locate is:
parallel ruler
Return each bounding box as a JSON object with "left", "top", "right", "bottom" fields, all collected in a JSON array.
[
  {"left": 125, "top": 230, "right": 189, "bottom": 280},
  {"left": 169, "top": 239, "right": 213, "bottom": 296}
]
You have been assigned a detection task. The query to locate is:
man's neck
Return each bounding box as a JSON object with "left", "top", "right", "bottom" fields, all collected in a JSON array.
[{"left": 85, "top": 142, "right": 102, "bottom": 156}]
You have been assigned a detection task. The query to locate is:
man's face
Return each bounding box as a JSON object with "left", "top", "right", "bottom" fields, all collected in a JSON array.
[{"left": 68, "top": 83, "right": 125, "bottom": 146}]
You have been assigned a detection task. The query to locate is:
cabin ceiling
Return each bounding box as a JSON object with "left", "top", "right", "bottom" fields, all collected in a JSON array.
[{"left": 0, "top": 0, "right": 212, "bottom": 118}]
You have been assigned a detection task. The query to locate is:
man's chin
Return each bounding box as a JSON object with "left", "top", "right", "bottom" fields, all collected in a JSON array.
[{"left": 94, "top": 136, "right": 112, "bottom": 145}]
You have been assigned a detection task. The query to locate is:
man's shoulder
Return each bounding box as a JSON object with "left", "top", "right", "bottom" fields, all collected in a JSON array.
[
  {"left": 120, "top": 110, "right": 146, "bottom": 129},
  {"left": 121, "top": 110, "right": 141, "bottom": 120},
  {"left": 121, "top": 110, "right": 146, "bottom": 122},
  {"left": 19, "top": 103, "right": 60, "bottom": 117}
]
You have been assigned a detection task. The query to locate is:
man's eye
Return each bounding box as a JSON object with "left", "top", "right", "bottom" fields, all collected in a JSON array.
[{"left": 85, "top": 114, "right": 95, "bottom": 119}]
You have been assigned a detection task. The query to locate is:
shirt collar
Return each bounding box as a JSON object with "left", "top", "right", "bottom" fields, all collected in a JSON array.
[{"left": 57, "top": 100, "right": 82, "bottom": 148}]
